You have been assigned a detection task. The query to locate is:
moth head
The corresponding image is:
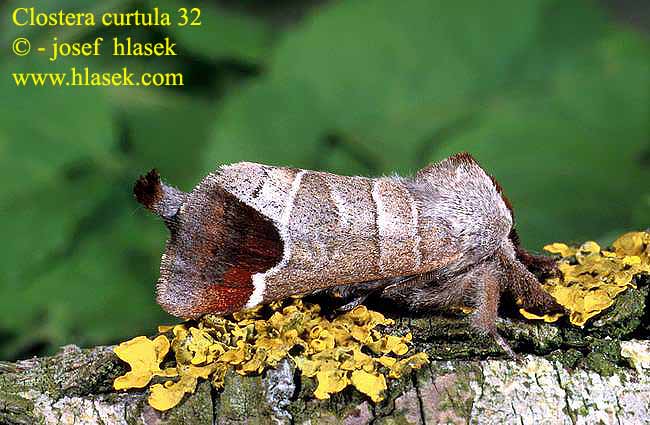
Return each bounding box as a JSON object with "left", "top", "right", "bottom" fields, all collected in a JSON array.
[
  {"left": 133, "top": 169, "right": 186, "bottom": 230},
  {"left": 487, "top": 173, "right": 515, "bottom": 223}
]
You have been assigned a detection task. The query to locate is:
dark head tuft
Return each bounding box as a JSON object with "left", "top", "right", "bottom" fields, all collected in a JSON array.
[
  {"left": 448, "top": 151, "right": 478, "bottom": 165},
  {"left": 134, "top": 169, "right": 163, "bottom": 209}
]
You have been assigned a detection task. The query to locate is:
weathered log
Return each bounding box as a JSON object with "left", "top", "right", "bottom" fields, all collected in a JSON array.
[{"left": 1, "top": 283, "right": 649, "bottom": 424}]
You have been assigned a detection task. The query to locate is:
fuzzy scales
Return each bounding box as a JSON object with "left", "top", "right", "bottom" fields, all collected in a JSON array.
[{"left": 134, "top": 153, "right": 564, "bottom": 354}]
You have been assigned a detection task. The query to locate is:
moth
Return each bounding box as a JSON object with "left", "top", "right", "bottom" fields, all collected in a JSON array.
[{"left": 135, "top": 152, "right": 564, "bottom": 355}]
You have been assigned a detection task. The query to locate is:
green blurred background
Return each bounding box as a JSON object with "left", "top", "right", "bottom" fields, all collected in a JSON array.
[{"left": 1, "top": 0, "right": 648, "bottom": 361}]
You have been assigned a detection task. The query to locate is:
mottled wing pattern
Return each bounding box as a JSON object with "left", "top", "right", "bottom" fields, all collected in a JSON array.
[
  {"left": 154, "top": 153, "right": 513, "bottom": 317},
  {"left": 156, "top": 173, "right": 284, "bottom": 317}
]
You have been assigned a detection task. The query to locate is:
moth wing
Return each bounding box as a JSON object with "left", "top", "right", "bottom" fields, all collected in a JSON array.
[
  {"left": 153, "top": 155, "right": 509, "bottom": 318},
  {"left": 215, "top": 164, "right": 464, "bottom": 303},
  {"left": 155, "top": 170, "right": 285, "bottom": 318}
]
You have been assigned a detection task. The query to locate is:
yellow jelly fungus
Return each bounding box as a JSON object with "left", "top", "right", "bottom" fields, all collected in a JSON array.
[
  {"left": 158, "top": 324, "right": 175, "bottom": 333},
  {"left": 579, "top": 241, "right": 601, "bottom": 255},
  {"left": 314, "top": 368, "right": 349, "bottom": 400},
  {"left": 377, "top": 356, "right": 397, "bottom": 368},
  {"left": 523, "top": 231, "right": 650, "bottom": 326},
  {"left": 351, "top": 370, "right": 387, "bottom": 403},
  {"left": 219, "top": 340, "right": 248, "bottom": 365},
  {"left": 613, "top": 232, "right": 649, "bottom": 256},
  {"left": 518, "top": 309, "right": 562, "bottom": 323},
  {"left": 148, "top": 374, "right": 198, "bottom": 411},
  {"left": 114, "top": 300, "right": 428, "bottom": 411},
  {"left": 388, "top": 353, "right": 430, "bottom": 379},
  {"left": 543, "top": 243, "right": 575, "bottom": 257},
  {"left": 113, "top": 335, "right": 173, "bottom": 390},
  {"left": 188, "top": 328, "right": 215, "bottom": 364},
  {"left": 294, "top": 357, "right": 319, "bottom": 377}
]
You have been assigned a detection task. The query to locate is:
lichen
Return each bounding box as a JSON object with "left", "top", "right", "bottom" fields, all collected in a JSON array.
[
  {"left": 114, "top": 300, "right": 428, "bottom": 411},
  {"left": 111, "top": 231, "right": 650, "bottom": 412},
  {"left": 620, "top": 340, "right": 650, "bottom": 373},
  {"left": 583, "top": 351, "right": 616, "bottom": 377},
  {"left": 521, "top": 231, "right": 650, "bottom": 326},
  {"left": 113, "top": 335, "right": 176, "bottom": 391}
]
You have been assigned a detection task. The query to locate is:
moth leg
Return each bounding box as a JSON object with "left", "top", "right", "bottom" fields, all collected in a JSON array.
[
  {"left": 510, "top": 229, "right": 557, "bottom": 277},
  {"left": 469, "top": 270, "right": 516, "bottom": 358},
  {"left": 336, "top": 294, "right": 371, "bottom": 313},
  {"left": 317, "top": 277, "right": 399, "bottom": 313},
  {"left": 335, "top": 273, "right": 438, "bottom": 313},
  {"left": 493, "top": 333, "right": 517, "bottom": 359},
  {"left": 501, "top": 254, "right": 565, "bottom": 316},
  {"left": 515, "top": 247, "right": 558, "bottom": 277},
  {"left": 379, "top": 271, "right": 467, "bottom": 312},
  {"left": 383, "top": 272, "right": 435, "bottom": 292}
]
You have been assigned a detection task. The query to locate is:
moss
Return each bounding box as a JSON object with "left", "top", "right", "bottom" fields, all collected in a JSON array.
[
  {"left": 393, "top": 313, "right": 570, "bottom": 360},
  {"left": 591, "top": 339, "right": 622, "bottom": 361},
  {"left": 561, "top": 327, "right": 589, "bottom": 349},
  {"left": 289, "top": 384, "right": 372, "bottom": 424},
  {"left": 0, "top": 346, "right": 133, "bottom": 425},
  {"left": 215, "top": 369, "right": 267, "bottom": 424},
  {"left": 289, "top": 360, "right": 422, "bottom": 423},
  {"left": 392, "top": 315, "right": 505, "bottom": 359},
  {"left": 547, "top": 348, "right": 583, "bottom": 369},
  {"left": 636, "top": 274, "right": 650, "bottom": 335},
  {"left": 163, "top": 381, "right": 213, "bottom": 425},
  {"left": 289, "top": 373, "right": 372, "bottom": 425},
  {"left": 589, "top": 286, "right": 648, "bottom": 339},
  {"left": 582, "top": 352, "right": 615, "bottom": 377},
  {"left": 579, "top": 339, "right": 622, "bottom": 377},
  {"left": 371, "top": 369, "right": 413, "bottom": 419},
  {"left": 373, "top": 413, "right": 417, "bottom": 425},
  {"left": 0, "top": 392, "right": 37, "bottom": 425},
  {"left": 428, "top": 360, "right": 479, "bottom": 415},
  {"left": 41, "top": 346, "right": 125, "bottom": 399},
  {"left": 500, "top": 320, "right": 563, "bottom": 354}
]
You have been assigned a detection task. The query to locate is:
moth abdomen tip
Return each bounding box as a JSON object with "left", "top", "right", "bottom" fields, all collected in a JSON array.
[{"left": 134, "top": 169, "right": 163, "bottom": 210}]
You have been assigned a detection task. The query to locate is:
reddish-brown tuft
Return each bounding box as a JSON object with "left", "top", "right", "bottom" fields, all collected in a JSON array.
[
  {"left": 195, "top": 213, "right": 284, "bottom": 314},
  {"left": 134, "top": 169, "right": 163, "bottom": 209}
]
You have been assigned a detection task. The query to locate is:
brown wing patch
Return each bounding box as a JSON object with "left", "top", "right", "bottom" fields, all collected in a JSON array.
[{"left": 156, "top": 180, "right": 283, "bottom": 318}]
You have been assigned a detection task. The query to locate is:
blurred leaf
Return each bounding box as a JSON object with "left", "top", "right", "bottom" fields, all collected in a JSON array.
[
  {"left": 146, "top": 0, "right": 273, "bottom": 63},
  {"left": 0, "top": 57, "right": 115, "bottom": 199},
  {"left": 0, "top": 55, "right": 172, "bottom": 356},
  {"left": 207, "top": 0, "right": 549, "bottom": 175},
  {"left": 0, "top": 0, "right": 267, "bottom": 359},
  {"left": 205, "top": 0, "right": 649, "bottom": 248},
  {"left": 517, "top": 0, "right": 608, "bottom": 81},
  {"left": 0, "top": 56, "right": 115, "bottom": 285},
  {"left": 435, "top": 32, "right": 650, "bottom": 247},
  {"left": 1, "top": 204, "right": 171, "bottom": 357},
  {"left": 114, "top": 92, "right": 218, "bottom": 189}
]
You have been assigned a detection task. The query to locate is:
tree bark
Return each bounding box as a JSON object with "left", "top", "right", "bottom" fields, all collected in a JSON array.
[{"left": 1, "top": 284, "right": 649, "bottom": 425}]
